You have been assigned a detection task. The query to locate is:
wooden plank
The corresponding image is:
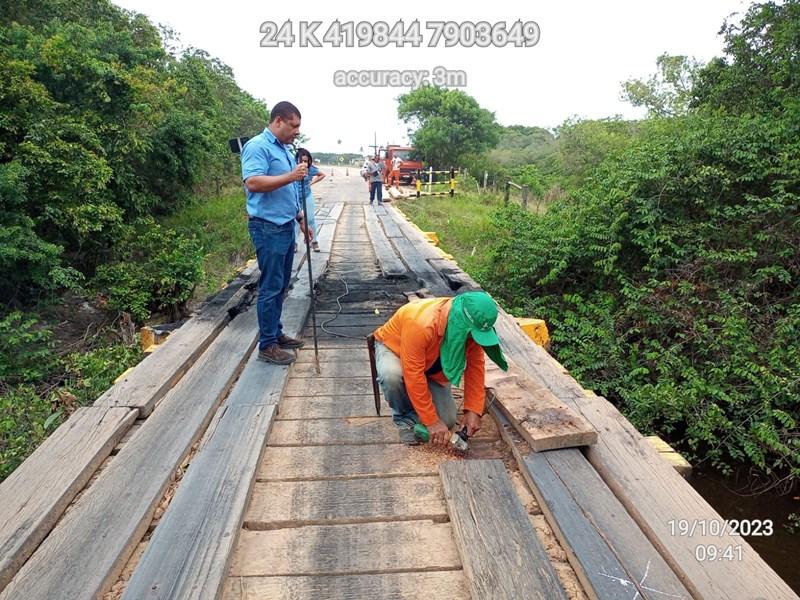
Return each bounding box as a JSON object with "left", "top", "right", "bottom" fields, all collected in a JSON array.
[
  {"left": 283, "top": 376, "right": 375, "bottom": 397},
  {"left": 290, "top": 360, "right": 369, "bottom": 378},
  {"left": 229, "top": 521, "right": 461, "bottom": 576},
  {"left": 492, "top": 310, "right": 798, "bottom": 600},
  {"left": 390, "top": 237, "right": 451, "bottom": 296},
  {"left": 0, "top": 407, "right": 136, "bottom": 591},
  {"left": 439, "top": 460, "right": 567, "bottom": 600},
  {"left": 0, "top": 309, "right": 259, "bottom": 600},
  {"left": 244, "top": 476, "right": 445, "bottom": 528},
  {"left": 257, "top": 444, "right": 441, "bottom": 480},
  {"left": 544, "top": 453, "right": 691, "bottom": 598},
  {"left": 375, "top": 209, "right": 405, "bottom": 238},
  {"left": 223, "top": 571, "right": 467, "bottom": 600},
  {"left": 364, "top": 205, "right": 408, "bottom": 278},
  {"left": 121, "top": 365, "right": 286, "bottom": 599},
  {"left": 295, "top": 348, "right": 368, "bottom": 364},
  {"left": 485, "top": 359, "right": 596, "bottom": 451},
  {"left": 95, "top": 264, "right": 258, "bottom": 416},
  {"left": 268, "top": 416, "right": 398, "bottom": 445},
  {"left": 386, "top": 208, "right": 443, "bottom": 260},
  {"left": 269, "top": 416, "right": 498, "bottom": 446},
  {"left": 277, "top": 395, "right": 389, "bottom": 419},
  {"left": 494, "top": 407, "right": 689, "bottom": 600}
]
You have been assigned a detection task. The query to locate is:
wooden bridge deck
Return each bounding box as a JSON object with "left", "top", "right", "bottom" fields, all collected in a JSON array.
[{"left": 0, "top": 171, "right": 795, "bottom": 600}]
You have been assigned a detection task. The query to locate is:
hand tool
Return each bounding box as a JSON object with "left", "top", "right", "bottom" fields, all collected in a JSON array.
[
  {"left": 300, "top": 177, "right": 320, "bottom": 374},
  {"left": 366, "top": 333, "right": 381, "bottom": 415}
]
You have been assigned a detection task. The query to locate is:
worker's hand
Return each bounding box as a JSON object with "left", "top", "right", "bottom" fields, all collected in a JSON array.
[
  {"left": 300, "top": 220, "right": 314, "bottom": 242},
  {"left": 461, "top": 411, "right": 482, "bottom": 437},
  {"left": 427, "top": 420, "right": 450, "bottom": 446},
  {"left": 291, "top": 163, "right": 309, "bottom": 181}
]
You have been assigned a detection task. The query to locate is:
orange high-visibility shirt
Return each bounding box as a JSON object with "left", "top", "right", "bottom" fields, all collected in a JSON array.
[{"left": 373, "top": 297, "right": 486, "bottom": 426}]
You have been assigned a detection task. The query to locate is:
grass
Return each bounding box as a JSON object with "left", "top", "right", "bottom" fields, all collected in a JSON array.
[
  {"left": 398, "top": 191, "right": 505, "bottom": 279},
  {"left": 160, "top": 187, "right": 254, "bottom": 301}
]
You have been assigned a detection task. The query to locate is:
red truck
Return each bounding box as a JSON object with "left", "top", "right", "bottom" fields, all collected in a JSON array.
[{"left": 382, "top": 145, "right": 422, "bottom": 185}]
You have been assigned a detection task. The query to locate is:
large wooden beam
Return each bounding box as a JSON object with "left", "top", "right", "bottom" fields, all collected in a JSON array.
[
  {"left": 485, "top": 359, "right": 596, "bottom": 451},
  {"left": 493, "top": 407, "right": 690, "bottom": 600},
  {"left": 0, "top": 309, "right": 259, "bottom": 600},
  {"left": 95, "top": 263, "right": 258, "bottom": 417},
  {"left": 492, "top": 308, "right": 798, "bottom": 600},
  {"left": 439, "top": 459, "right": 567, "bottom": 600},
  {"left": 363, "top": 205, "right": 408, "bottom": 278},
  {"left": 0, "top": 407, "right": 136, "bottom": 591}
]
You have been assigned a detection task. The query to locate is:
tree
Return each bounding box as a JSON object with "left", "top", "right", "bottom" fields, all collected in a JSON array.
[
  {"left": 691, "top": 0, "right": 800, "bottom": 116},
  {"left": 621, "top": 53, "right": 703, "bottom": 117},
  {"left": 397, "top": 87, "right": 499, "bottom": 168}
]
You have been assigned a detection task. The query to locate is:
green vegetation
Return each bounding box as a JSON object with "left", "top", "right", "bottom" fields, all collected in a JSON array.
[
  {"left": 161, "top": 188, "right": 253, "bottom": 300},
  {"left": 1, "top": 0, "right": 266, "bottom": 316},
  {"left": 1, "top": 309, "right": 142, "bottom": 479},
  {"left": 404, "top": 1, "right": 800, "bottom": 487},
  {"left": 0, "top": 1, "right": 264, "bottom": 480},
  {"left": 399, "top": 192, "right": 502, "bottom": 276},
  {"left": 397, "top": 86, "right": 499, "bottom": 168}
]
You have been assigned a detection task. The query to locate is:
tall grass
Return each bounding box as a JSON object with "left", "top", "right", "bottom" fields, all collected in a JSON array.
[
  {"left": 161, "top": 187, "right": 253, "bottom": 301},
  {"left": 399, "top": 191, "right": 504, "bottom": 279}
]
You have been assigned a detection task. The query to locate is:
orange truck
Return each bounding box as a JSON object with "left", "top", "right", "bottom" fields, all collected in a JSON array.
[{"left": 382, "top": 145, "right": 422, "bottom": 185}]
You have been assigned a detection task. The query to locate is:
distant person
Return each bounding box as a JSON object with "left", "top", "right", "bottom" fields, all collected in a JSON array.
[
  {"left": 361, "top": 156, "right": 370, "bottom": 181},
  {"left": 367, "top": 155, "right": 384, "bottom": 205},
  {"left": 389, "top": 155, "right": 403, "bottom": 186},
  {"left": 295, "top": 148, "right": 326, "bottom": 252},
  {"left": 241, "top": 100, "right": 312, "bottom": 365}
]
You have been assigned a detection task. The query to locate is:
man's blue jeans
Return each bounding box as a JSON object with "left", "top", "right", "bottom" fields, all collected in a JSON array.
[
  {"left": 369, "top": 181, "right": 383, "bottom": 204},
  {"left": 248, "top": 218, "right": 295, "bottom": 350},
  {"left": 374, "top": 341, "right": 457, "bottom": 429}
]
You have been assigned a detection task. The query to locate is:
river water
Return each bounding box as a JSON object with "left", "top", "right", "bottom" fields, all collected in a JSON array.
[{"left": 690, "top": 468, "right": 800, "bottom": 592}]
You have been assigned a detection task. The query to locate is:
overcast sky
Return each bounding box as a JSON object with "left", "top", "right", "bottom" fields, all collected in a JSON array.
[{"left": 113, "top": 0, "right": 749, "bottom": 154}]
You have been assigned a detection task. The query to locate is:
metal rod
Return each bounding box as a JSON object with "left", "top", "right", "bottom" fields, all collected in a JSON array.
[{"left": 300, "top": 177, "right": 320, "bottom": 374}]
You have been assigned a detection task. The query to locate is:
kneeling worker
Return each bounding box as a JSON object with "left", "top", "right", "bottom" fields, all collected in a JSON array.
[{"left": 372, "top": 292, "right": 508, "bottom": 445}]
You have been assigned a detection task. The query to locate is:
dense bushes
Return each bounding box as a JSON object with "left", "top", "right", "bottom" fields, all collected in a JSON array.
[
  {"left": 0, "top": 0, "right": 267, "bottom": 313},
  {"left": 462, "top": 1, "right": 800, "bottom": 483},
  {"left": 1, "top": 0, "right": 265, "bottom": 480},
  {"left": 481, "top": 108, "right": 799, "bottom": 479}
]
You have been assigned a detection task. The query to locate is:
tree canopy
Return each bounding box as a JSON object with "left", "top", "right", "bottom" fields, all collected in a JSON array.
[
  {"left": 0, "top": 0, "right": 268, "bottom": 308},
  {"left": 397, "top": 86, "right": 499, "bottom": 168}
]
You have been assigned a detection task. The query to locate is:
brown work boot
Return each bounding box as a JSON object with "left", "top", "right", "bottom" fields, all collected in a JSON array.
[
  {"left": 257, "top": 344, "right": 296, "bottom": 365},
  {"left": 277, "top": 334, "right": 305, "bottom": 349}
]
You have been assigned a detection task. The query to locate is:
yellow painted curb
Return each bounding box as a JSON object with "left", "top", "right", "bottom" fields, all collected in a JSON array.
[
  {"left": 645, "top": 435, "right": 692, "bottom": 477},
  {"left": 423, "top": 232, "right": 440, "bottom": 246},
  {"left": 515, "top": 317, "right": 550, "bottom": 348},
  {"left": 113, "top": 367, "right": 135, "bottom": 385}
]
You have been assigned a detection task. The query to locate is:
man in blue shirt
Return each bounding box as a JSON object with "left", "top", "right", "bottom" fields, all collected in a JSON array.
[{"left": 241, "top": 101, "right": 312, "bottom": 364}]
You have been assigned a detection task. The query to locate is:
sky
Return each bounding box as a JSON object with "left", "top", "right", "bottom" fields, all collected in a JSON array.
[{"left": 113, "top": 0, "right": 750, "bottom": 154}]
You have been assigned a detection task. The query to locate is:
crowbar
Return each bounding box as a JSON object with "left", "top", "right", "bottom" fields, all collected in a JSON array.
[
  {"left": 366, "top": 333, "right": 381, "bottom": 415},
  {"left": 300, "top": 177, "right": 320, "bottom": 374}
]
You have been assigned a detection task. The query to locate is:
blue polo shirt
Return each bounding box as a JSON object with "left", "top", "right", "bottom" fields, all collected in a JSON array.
[{"left": 241, "top": 128, "right": 300, "bottom": 225}]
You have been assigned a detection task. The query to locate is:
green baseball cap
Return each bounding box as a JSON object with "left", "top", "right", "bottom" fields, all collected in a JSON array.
[{"left": 461, "top": 292, "right": 500, "bottom": 347}]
